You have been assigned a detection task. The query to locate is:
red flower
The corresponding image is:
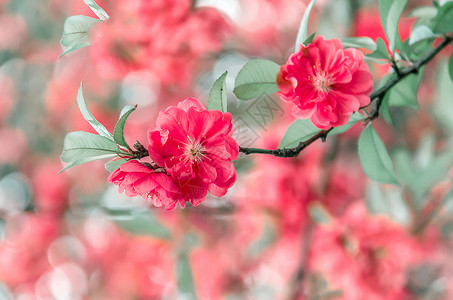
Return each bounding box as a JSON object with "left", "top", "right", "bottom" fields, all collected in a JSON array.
[
  {"left": 277, "top": 36, "right": 373, "bottom": 129},
  {"left": 148, "top": 98, "right": 238, "bottom": 207},
  {"left": 108, "top": 160, "right": 179, "bottom": 209}
]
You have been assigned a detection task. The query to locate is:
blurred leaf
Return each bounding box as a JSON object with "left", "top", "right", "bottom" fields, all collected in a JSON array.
[
  {"left": 367, "top": 38, "right": 390, "bottom": 60},
  {"left": 358, "top": 125, "right": 398, "bottom": 185},
  {"left": 308, "top": 202, "right": 331, "bottom": 224},
  {"left": 380, "top": 93, "right": 393, "bottom": 125},
  {"left": 233, "top": 59, "right": 280, "bottom": 100},
  {"left": 105, "top": 158, "right": 128, "bottom": 172},
  {"left": 208, "top": 71, "right": 228, "bottom": 112},
  {"left": 294, "top": 0, "right": 317, "bottom": 51},
  {"left": 432, "top": 2, "right": 453, "bottom": 34},
  {"left": 61, "top": 131, "right": 122, "bottom": 172},
  {"left": 388, "top": 67, "right": 425, "bottom": 109},
  {"left": 408, "top": 6, "right": 437, "bottom": 19},
  {"left": 342, "top": 37, "right": 377, "bottom": 52},
  {"left": 330, "top": 113, "right": 366, "bottom": 135},
  {"left": 77, "top": 83, "right": 114, "bottom": 140},
  {"left": 366, "top": 181, "right": 410, "bottom": 225},
  {"left": 111, "top": 210, "right": 171, "bottom": 239},
  {"left": 177, "top": 253, "right": 197, "bottom": 300},
  {"left": 247, "top": 218, "right": 276, "bottom": 257},
  {"left": 449, "top": 55, "right": 453, "bottom": 81},
  {"left": 60, "top": 15, "right": 100, "bottom": 57},
  {"left": 433, "top": 59, "right": 453, "bottom": 132},
  {"left": 84, "top": 0, "right": 109, "bottom": 20},
  {"left": 114, "top": 105, "right": 136, "bottom": 149},
  {"left": 380, "top": 0, "right": 408, "bottom": 52},
  {"left": 279, "top": 119, "right": 320, "bottom": 148},
  {"left": 394, "top": 137, "right": 453, "bottom": 201},
  {"left": 409, "top": 25, "right": 438, "bottom": 46}
]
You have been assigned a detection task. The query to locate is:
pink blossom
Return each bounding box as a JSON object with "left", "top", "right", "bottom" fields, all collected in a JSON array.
[
  {"left": 90, "top": 0, "right": 230, "bottom": 86},
  {"left": 148, "top": 98, "right": 238, "bottom": 207},
  {"left": 277, "top": 36, "right": 373, "bottom": 129},
  {"left": 309, "top": 203, "right": 423, "bottom": 300},
  {"left": 108, "top": 160, "right": 179, "bottom": 209}
]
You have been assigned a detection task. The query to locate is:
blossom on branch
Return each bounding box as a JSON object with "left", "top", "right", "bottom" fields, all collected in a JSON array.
[
  {"left": 277, "top": 36, "right": 373, "bottom": 129},
  {"left": 148, "top": 98, "right": 239, "bottom": 207},
  {"left": 109, "top": 98, "right": 238, "bottom": 210}
]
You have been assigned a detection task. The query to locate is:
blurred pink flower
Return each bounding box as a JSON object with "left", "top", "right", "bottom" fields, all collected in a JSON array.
[
  {"left": 148, "top": 98, "right": 238, "bottom": 208},
  {"left": 277, "top": 36, "right": 373, "bottom": 129},
  {"left": 90, "top": 0, "right": 230, "bottom": 86},
  {"left": 108, "top": 160, "right": 179, "bottom": 209},
  {"left": 309, "top": 203, "right": 423, "bottom": 300},
  {"left": 31, "top": 160, "right": 70, "bottom": 215}
]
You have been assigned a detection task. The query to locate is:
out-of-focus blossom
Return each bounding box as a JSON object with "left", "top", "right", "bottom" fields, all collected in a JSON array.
[
  {"left": 0, "top": 127, "right": 27, "bottom": 165},
  {"left": 277, "top": 36, "right": 373, "bottom": 129},
  {"left": 0, "top": 214, "right": 61, "bottom": 288},
  {"left": 0, "top": 14, "right": 27, "bottom": 51},
  {"left": 108, "top": 159, "right": 179, "bottom": 209},
  {"left": 31, "top": 160, "right": 70, "bottom": 215},
  {"left": 80, "top": 217, "right": 176, "bottom": 300},
  {"left": 309, "top": 203, "right": 423, "bottom": 300},
  {"left": 148, "top": 98, "right": 238, "bottom": 208},
  {"left": 90, "top": 0, "right": 230, "bottom": 86}
]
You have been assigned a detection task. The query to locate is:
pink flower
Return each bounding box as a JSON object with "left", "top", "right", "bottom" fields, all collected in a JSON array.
[
  {"left": 148, "top": 98, "right": 238, "bottom": 207},
  {"left": 277, "top": 36, "right": 373, "bottom": 129},
  {"left": 309, "top": 203, "right": 423, "bottom": 300},
  {"left": 108, "top": 160, "right": 179, "bottom": 209}
]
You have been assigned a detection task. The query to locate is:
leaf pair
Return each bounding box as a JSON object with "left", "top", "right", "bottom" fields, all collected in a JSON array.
[{"left": 60, "top": 84, "right": 135, "bottom": 172}]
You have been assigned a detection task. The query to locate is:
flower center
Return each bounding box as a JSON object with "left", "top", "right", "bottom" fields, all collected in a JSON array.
[
  {"left": 313, "top": 71, "right": 332, "bottom": 92},
  {"left": 185, "top": 140, "right": 206, "bottom": 163}
]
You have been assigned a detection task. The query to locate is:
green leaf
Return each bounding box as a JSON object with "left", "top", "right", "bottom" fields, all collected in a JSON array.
[
  {"left": 60, "top": 154, "right": 117, "bottom": 173},
  {"left": 358, "top": 125, "right": 398, "bottom": 185},
  {"left": 380, "top": 0, "right": 408, "bottom": 52},
  {"left": 60, "top": 131, "right": 122, "bottom": 172},
  {"left": 113, "top": 105, "right": 136, "bottom": 149},
  {"left": 330, "top": 113, "right": 366, "bottom": 135},
  {"left": 342, "top": 37, "right": 377, "bottom": 52},
  {"left": 233, "top": 59, "right": 280, "bottom": 100},
  {"left": 388, "top": 67, "right": 425, "bottom": 109},
  {"left": 83, "top": 0, "right": 109, "bottom": 21},
  {"left": 366, "top": 38, "right": 389, "bottom": 60},
  {"left": 409, "top": 25, "right": 437, "bottom": 46},
  {"left": 433, "top": 2, "right": 453, "bottom": 34},
  {"left": 177, "top": 253, "right": 197, "bottom": 300},
  {"left": 279, "top": 119, "right": 320, "bottom": 148},
  {"left": 59, "top": 42, "right": 91, "bottom": 58},
  {"left": 60, "top": 15, "right": 100, "bottom": 57},
  {"left": 449, "top": 54, "right": 453, "bottom": 81},
  {"left": 76, "top": 83, "right": 114, "bottom": 140},
  {"left": 112, "top": 211, "right": 171, "bottom": 239},
  {"left": 303, "top": 32, "right": 316, "bottom": 46},
  {"left": 294, "top": 0, "right": 317, "bottom": 51},
  {"left": 105, "top": 158, "right": 128, "bottom": 172},
  {"left": 208, "top": 71, "right": 228, "bottom": 112}
]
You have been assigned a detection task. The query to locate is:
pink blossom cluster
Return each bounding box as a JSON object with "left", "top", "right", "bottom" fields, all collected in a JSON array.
[
  {"left": 109, "top": 98, "right": 238, "bottom": 210},
  {"left": 90, "top": 0, "right": 230, "bottom": 86}
]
